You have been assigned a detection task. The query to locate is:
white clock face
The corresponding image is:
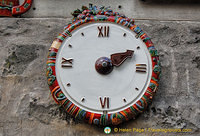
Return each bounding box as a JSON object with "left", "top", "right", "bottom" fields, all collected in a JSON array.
[{"left": 55, "top": 22, "right": 152, "bottom": 114}]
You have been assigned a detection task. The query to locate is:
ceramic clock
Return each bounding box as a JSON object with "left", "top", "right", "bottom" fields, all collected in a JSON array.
[{"left": 46, "top": 5, "right": 161, "bottom": 125}]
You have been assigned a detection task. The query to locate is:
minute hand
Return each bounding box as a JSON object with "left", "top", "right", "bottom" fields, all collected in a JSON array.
[{"left": 111, "top": 50, "right": 134, "bottom": 67}]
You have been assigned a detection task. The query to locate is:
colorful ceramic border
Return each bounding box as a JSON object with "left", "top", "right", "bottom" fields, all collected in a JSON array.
[
  {"left": 0, "top": 0, "right": 32, "bottom": 16},
  {"left": 46, "top": 5, "right": 161, "bottom": 126},
  {"left": 12, "top": 0, "right": 32, "bottom": 15}
]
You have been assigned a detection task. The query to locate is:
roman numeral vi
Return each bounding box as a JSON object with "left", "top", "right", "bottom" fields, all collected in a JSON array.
[{"left": 99, "top": 97, "right": 109, "bottom": 109}]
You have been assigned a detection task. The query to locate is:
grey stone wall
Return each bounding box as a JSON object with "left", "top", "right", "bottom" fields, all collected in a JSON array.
[
  {"left": 0, "top": 0, "right": 200, "bottom": 136},
  {"left": 23, "top": 0, "right": 200, "bottom": 21}
]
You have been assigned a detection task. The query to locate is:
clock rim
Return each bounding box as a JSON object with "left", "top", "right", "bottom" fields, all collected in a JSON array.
[
  {"left": 55, "top": 21, "right": 153, "bottom": 114},
  {"left": 46, "top": 12, "right": 160, "bottom": 126}
]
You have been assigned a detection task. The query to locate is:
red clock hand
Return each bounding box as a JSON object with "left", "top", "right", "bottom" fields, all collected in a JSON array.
[
  {"left": 95, "top": 50, "right": 134, "bottom": 75},
  {"left": 111, "top": 50, "right": 134, "bottom": 67}
]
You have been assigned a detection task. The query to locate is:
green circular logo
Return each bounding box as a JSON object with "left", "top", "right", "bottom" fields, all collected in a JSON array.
[{"left": 104, "top": 127, "right": 111, "bottom": 134}]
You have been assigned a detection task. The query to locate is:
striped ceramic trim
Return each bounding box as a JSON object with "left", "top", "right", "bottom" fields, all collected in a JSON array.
[{"left": 46, "top": 5, "right": 161, "bottom": 126}]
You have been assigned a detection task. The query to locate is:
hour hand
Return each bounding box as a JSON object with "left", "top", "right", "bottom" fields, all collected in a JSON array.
[
  {"left": 95, "top": 50, "right": 134, "bottom": 75},
  {"left": 111, "top": 50, "right": 134, "bottom": 67}
]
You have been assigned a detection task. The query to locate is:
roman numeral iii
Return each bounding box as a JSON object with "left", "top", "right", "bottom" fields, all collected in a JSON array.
[
  {"left": 99, "top": 97, "right": 109, "bottom": 109},
  {"left": 136, "top": 64, "right": 147, "bottom": 73},
  {"left": 98, "top": 26, "right": 109, "bottom": 37},
  {"left": 61, "top": 57, "right": 73, "bottom": 67}
]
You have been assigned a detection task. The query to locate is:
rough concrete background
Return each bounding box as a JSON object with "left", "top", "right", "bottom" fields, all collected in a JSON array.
[{"left": 0, "top": 0, "right": 200, "bottom": 136}]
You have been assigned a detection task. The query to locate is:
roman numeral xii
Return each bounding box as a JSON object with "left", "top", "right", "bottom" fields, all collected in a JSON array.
[{"left": 98, "top": 26, "right": 109, "bottom": 37}]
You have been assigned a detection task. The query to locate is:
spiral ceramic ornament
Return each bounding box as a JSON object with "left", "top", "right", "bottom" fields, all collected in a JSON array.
[
  {"left": 0, "top": 0, "right": 32, "bottom": 17},
  {"left": 46, "top": 4, "right": 161, "bottom": 126}
]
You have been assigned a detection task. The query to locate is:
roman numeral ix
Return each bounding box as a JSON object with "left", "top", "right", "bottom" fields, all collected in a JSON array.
[
  {"left": 61, "top": 57, "right": 73, "bottom": 67},
  {"left": 98, "top": 26, "right": 109, "bottom": 37}
]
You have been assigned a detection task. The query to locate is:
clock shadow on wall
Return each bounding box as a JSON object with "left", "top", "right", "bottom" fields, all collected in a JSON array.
[{"left": 46, "top": 4, "right": 161, "bottom": 127}]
